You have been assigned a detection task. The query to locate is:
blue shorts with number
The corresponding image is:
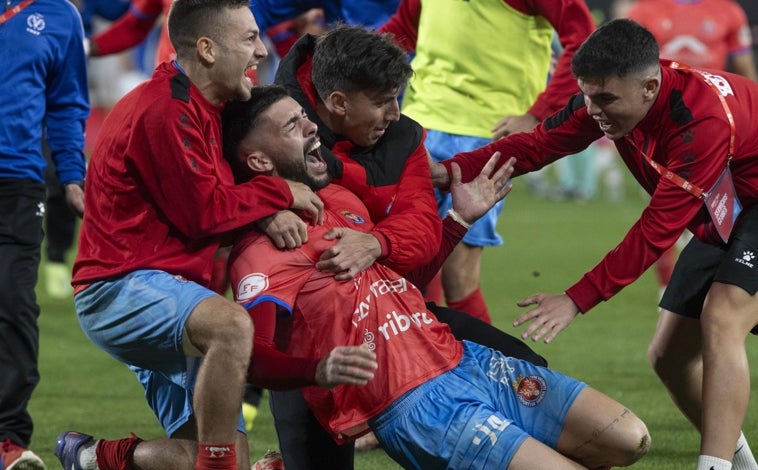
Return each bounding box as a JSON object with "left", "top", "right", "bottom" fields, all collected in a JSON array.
[
  {"left": 426, "top": 130, "right": 504, "bottom": 247},
  {"left": 74, "top": 269, "right": 245, "bottom": 436},
  {"left": 370, "top": 341, "right": 585, "bottom": 469}
]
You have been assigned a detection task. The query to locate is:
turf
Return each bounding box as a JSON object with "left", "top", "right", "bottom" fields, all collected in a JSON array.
[{"left": 30, "top": 174, "right": 758, "bottom": 469}]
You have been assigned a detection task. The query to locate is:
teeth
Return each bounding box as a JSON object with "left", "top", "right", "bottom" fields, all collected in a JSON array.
[{"left": 307, "top": 140, "right": 321, "bottom": 153}]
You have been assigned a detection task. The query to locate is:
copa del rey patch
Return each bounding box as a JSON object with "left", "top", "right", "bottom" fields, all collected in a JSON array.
[
  {"left": 237, "top": 273, "right": 269, "bottom": 301},
  {"left": 513, "top": 375, "right": 547, "bottom": 407}
]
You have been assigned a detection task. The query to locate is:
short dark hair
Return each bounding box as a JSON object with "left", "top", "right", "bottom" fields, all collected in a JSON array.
[
  {"left": 167, "top": 0, "right": 249, "bottom": 57},
  {"left": 571, "top": 19, "right": 659, "bottom": 79},
  {"left": 221, "top": 85, "right": 290, "bottom": 182},
  {"left": 311, "top": 24, "right": 413, "bottom": 100}
]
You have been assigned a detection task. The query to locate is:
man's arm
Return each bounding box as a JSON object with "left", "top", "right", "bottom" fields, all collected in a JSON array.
[
  {"left": 246, "top": 302, "right": 377, "bottom": 390},
  {"left": 47, "top": 3, "right": 89, "bottom": 217},
  {"left": 89, "top": 0, "right": 163, "bottom": 57}
]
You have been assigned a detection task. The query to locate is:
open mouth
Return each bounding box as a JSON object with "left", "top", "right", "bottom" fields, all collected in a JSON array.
[{"left": 305, "top": 140, "right": 326, "bottom": 171}]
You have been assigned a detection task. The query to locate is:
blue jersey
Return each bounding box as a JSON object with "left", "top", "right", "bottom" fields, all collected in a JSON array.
[
  {"left": 249, "top": 0, "right": 399, "bottom": 32},
  {"left": 0, "top": 0, "right": 89, "bottom": 185}
]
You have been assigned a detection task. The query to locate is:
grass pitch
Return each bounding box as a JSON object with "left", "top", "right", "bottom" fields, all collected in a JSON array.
[{"left": 30, "top": 175, "right": 758, "bottom": 469}]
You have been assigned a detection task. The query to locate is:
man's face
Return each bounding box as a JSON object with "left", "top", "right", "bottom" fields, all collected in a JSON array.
[
  {"left": 339, "top": 88, "right": 401, "bottom": 147},
  {"left": 253, "top": 97, "right": 331, "bottom": 190},
  {"left": 212, "top": 7, "right": 268, "bottom": 103},
  {"left": 577, "top": 72, "right": 657, "bottom": 140}
]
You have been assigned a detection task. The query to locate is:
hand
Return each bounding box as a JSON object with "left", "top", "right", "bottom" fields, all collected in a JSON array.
[
  {"left": 315, "top": 228, "right": 382, "bottom": 280},
  {"left": 257, "top": 210, "right": 308, "bottom": 249},
  {"left": 64, "top": 183, "right": 85, "bottom": 218},
  {"left": 450, "top": 152, "right": 514, "bottom": 225},
  {"left": 512, "top": 293, "right": 580, "bottom": 343},
  {"left": 491, "top": 113, "right": 539, "bottom": 140},
  {"left": 286, "top": 180, "right": 324, "bottom": 225},
  {"left": 315, "top": 345, "right": 378, "bottom": 388}
]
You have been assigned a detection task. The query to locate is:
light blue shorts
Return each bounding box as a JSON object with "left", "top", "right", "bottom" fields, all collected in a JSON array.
[
  {"left": 370, "top": 341, "right": 585, "bottom": 469},
  {"left": 74, "top": 269, "right": 245, "bottom": 436},
  {"left": 426, "top": 130, "right": 504, "bottom": 247}
]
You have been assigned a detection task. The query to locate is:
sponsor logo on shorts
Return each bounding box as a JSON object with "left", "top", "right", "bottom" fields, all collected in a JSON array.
[
  {"left": 735, "top": 250, "right": 755, "bottom": 268},
  {"left": 514, "top": 375, "right": 547, "bottom": 407},
  {"left": 237, "top": 273, "right": 268, "bottom": 301}
]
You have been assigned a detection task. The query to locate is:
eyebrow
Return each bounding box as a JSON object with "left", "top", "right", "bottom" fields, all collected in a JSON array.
[{"left": 282, "top": 108, "right": 307, "bottom": 129}]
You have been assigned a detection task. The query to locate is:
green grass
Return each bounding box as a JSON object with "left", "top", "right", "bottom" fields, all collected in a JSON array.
[{"left": 30, "top": 175, "right": 758, "bottom": 469}]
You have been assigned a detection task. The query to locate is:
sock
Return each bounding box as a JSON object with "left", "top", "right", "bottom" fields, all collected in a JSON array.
[
  {"left": 447, "top": 286, "right": 491, "bottom": 324},
  {"left": 733, "top": 432, "right": 758, "bottom": 470},
  {"left": 697, "top": 455, "right": 732, "bottom": 470},
  {"left": 422, "top": 271, "right": 444, "bottom": 305},
  {"left": 95, "top": 434, "right": 142, "bottom": 470},
  {"left": 196, "top": 442, "right": 236, "bottom": 470},
  {"left": 78, "top": 439, "right": 99, "bottom": 470}
]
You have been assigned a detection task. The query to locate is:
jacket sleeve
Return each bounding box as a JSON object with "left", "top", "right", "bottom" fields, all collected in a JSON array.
[
  {"left": 372, "top": 139, "right": 443, "bottom": 274},
  {"left": 376, "top": 0, "right": 421, "bottom": 52},
  {"left": 132, "top": 96, "right": 294, "bottom": 239},
  {"left": 527, "top": 0, "right": 596, "bottom": 120},
  {"left": 90, "top": 0, "right": 162, "bottom": 56},
  {"left": 404, "top": 216, "right": 467, "bottom": 289},
  {"left": 566, "top": 116, "right": 732, "bottom": 312},
  {"left": 443, "top": 94, "right": 602, "bottom": 184},
  {"left": 46, "top": 4, "right": 89, "bottom": 185}
]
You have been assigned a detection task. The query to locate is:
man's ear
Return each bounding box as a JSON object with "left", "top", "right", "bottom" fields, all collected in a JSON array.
[
  {"left": 245, "top": 151, "right": 274, "bottom": 174},
  {"left": 642, "top": 75, "right": 660, "bottom": 101},
  {"left": 196, "top": 36, "right": 215, "bottom": 65},
  {"left": 324, "top": 91, "right": 348, "bottom": 117}
]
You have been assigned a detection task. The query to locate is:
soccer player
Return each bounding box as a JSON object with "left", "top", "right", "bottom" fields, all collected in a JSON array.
[
  {"left": 53, "top": 2, "right": 323, "bottom": 470},
  {"left": 432, "top": 19, "right": 758, "bottom": 470},
  {"left": 223, "top": 84, "right": 651, "bottom": 470},
  {"left": 270, "top": 24, "right": 548, "bottom": 468},
  {"left": 0, "top": 0, "right": 88, "bottom": 468}
]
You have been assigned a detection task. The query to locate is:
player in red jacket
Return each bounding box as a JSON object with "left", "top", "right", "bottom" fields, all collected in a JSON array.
[{"left": 433, "top": 19, "right": 758, "bottom": 470}]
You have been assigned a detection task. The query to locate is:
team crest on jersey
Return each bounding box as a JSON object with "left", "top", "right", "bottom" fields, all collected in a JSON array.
[
  {"left": 513, "top": 375, "right": 547, "bottom": 407},
  {"left": 237, "top": 273, "right": 268, "bottom": 301},
  {"left": 340, "top": 210, "right": 365, "bottom": 225}
]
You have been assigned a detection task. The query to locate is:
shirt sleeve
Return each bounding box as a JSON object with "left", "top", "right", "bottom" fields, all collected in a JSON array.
[
  {"left": 525, "top": 0, "right": 596, "bottom": 120},
  {"left": 371, "top": 139, "right": 443, "bottom": 274},
  {"left": 90, "top": 0, "right": 162, "bottom": 56},
  {"left": 246, "top": 302, "right": 320, "bottom": 390},
  {"left": 376, "top": 0, "right": 421, "bottom": 52},
  {"left": 45, "top": 4, "right": 89, "bottom": 185}
]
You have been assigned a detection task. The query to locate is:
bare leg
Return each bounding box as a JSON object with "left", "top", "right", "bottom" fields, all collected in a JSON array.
[
  {"left": 647, "top": 309, "right": 704, "bottom": 429},
  {"left": 184, "top": 296, "right": 253, "bottom": 447},
  {"left": 699, "top": 282, "right": 758, "bottom": 460},
  {"left": 555, "top": 387, "right": 650, "bottom": 468},
  {"left": 508, "top": 437, "right": 588, "bottom": 470}
]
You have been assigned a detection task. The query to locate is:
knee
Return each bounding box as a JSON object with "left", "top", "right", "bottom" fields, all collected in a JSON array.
[
  {"left": 613, "top": 415, "right": 651, "bottom": 467},
  {"left": 208, "top": 302, "right": 253, "bottom": 358}
]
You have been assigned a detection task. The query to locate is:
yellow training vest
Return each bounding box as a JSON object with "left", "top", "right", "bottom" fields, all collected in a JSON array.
[{"left": 401, "top": 0, "right": 553, "bottom": 138}]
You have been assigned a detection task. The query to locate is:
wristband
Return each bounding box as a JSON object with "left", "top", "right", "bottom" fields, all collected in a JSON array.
[{"left": 447, "top": 208, "right": 471, "bottom": 230}]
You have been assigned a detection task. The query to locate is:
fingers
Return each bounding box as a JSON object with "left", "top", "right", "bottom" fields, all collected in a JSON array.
[
  {"left": 480, "top": 151, "right": 501, "bottom": 177},
  {"left": 318, "top": 346, "right": 378, "bottom": 388},
  {"left": 450, "top": 162, "right": 462, "bottom": 187}
]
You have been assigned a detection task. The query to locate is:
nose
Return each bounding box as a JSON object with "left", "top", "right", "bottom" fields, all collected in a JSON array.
[
  {"left": 305, "top": 118, "right": 318, "bottom": 137},
  {"left": 385, "top": 99, "right": 401, "bottom": 122},
  {"left": 254, "top": 36, "right": 268, "bottom": 59},
  {"left": 584, "top": 96, "right": 601, "bottom": 117}
]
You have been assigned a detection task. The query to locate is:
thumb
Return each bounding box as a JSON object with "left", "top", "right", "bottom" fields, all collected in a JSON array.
[
  {"left": 322, "top": 227, "right": 344, "bottom": 240},
  {"left": 450, "top": 162, "right": 462, "bottom": 187}
]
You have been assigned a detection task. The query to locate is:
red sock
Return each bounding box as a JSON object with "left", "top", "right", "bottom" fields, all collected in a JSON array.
[
  {"left": 196, "top": 442, "right": 236, "bottom": 470},
  {"left": 95, "top": 434, "right": 142, "bottom": 470},
  {"left": 423, "top": 271, "right": 444, "bottom": 305},
  {"left": 447, "top": 286, "right": 491, "bottom": 324}
]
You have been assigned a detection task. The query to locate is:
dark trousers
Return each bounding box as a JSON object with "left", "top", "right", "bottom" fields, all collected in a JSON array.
[
  {"left": 43, "top": 145, "right": 76, "bottom": 263},
  {"left": 0, "top": 180, "right": 45, "bottom": 447},
  {"left": 270, "top": 303, "right": 547, "bottom": 468}
]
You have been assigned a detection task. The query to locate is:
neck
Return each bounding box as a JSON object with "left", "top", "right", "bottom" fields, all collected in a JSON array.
[{"left": 176, "top": 59, "right": 224, "bottom": 106}]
